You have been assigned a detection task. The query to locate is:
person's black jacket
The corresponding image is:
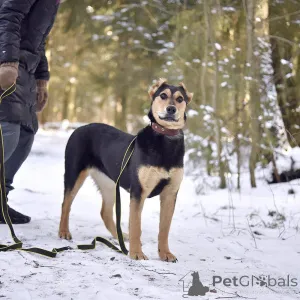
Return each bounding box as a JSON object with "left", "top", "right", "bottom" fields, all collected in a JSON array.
[{"left": 0, "top": 0, "right": 60, "bottom": 132}]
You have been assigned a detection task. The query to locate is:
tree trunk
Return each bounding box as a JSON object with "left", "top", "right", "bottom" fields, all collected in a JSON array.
[
  {"left": 270, "top": 38, "right": 300, "bottom": 147},
  {"left": 200, "top": 0, "right": 209, "bottom": 106},
  {"left": 234, "top": 84, "right": 241, "bottom": 190},
  {"left": 114, "top": 93, "right": 127, "bottom": 131},
  {"left": 269, "top": 5, "right": 300, "bottom": 147},
  {"left": 62, "top": 82, "right": 71, "bottom": 120},
  {"left": 245, "top": 0, "right": 259, "bottom": 188},
  {"left": 206, "top": 0, "right": 226, "bottom": 189}
]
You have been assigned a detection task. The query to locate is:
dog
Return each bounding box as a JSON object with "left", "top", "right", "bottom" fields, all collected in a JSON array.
[{"left": 58, "top": 78, "right": 193, "bottom": 262}]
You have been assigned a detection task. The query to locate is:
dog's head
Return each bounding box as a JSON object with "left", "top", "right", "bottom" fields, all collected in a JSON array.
[{"left": 148, "top": 78, "right": 193, "bottom": 130}]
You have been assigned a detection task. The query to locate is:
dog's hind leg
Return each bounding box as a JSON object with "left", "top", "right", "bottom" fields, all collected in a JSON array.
[
  {"left": 89, "top": 169, "right": 128, "bottom": 240},
  {"left": 59, "top": 169, "right": 88, "bottom": 240}
]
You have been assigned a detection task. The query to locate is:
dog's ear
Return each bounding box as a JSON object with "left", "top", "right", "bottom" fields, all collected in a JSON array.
[
  {"left": 179, "top": 82, "right": 194, "bottom": 104},
  {"left": 148, "top": 78, "right": 167, "bottom": 99}
]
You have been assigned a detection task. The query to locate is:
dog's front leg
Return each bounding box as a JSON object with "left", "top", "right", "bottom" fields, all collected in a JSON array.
[
  {"left": 129, "top": 166, "right": 165, "bottom": 260},
  {"left": 129, "top": 196, "right": 147, "bottom": 260},
  {"left": 158, "top": 168, "right": 183, "bottom": 262}
]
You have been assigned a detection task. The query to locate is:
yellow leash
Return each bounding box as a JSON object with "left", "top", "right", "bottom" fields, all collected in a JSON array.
[
  {"left": 0, "top": 83, "right": 16, "bottom": 101},
  {"left": 114, "top": 136, "right": 137, "bottom": 254},
  {"left": 0, "top": 83, "right": 135, "bottom": 257},
  {"left": 0, "top": 83, "right": 21, "bottom": 247},
  {"left": 77, "top": 137, "right": 137, "bottom": 255}
]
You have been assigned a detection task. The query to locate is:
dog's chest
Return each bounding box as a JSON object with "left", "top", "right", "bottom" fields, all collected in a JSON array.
[
  {"left": 137, "top": 166, "right": 183, "bottom": 198},
  {"left": 138, "top": 166, "right": 169, "bottom": 187}
]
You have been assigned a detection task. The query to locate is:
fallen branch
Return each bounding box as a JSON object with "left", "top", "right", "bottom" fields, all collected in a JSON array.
[
  {"left": 247, "top": 217, "right": 257, "bottom": 249},
  {"left": 138, "top": 262, "right": 176, "bottom": 275},
  {"left": 215, "top": 287, "right": 256, "bottom": 299}
]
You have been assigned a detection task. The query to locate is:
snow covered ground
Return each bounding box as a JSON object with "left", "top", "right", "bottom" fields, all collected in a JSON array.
[{"left": 0, "top": 129, "right": 299, "bottom": 300}]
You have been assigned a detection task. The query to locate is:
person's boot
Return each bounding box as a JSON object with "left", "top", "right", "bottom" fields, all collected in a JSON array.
[{"left": 0, "top": 205, "right": 31, "bottom": 224}]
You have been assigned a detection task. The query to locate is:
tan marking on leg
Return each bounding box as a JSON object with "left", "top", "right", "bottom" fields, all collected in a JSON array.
[
  {"left": 129, "top": 166, "right": 169, "bottom": 260},
  {"left": 129, "top": 197, "right": 147, "bottom": 260},
  {"left": 59, "top": 170, "right": 88, "bottom": 240},
  {"left": 158, "top": 168, "right": 183, "bottom": 262}
]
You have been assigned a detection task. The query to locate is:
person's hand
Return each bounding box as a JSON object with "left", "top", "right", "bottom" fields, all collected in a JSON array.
[
  {"left": 36, "top": 80, "right": 48, "bottom": 112},
  {"left": 0, "top": 62, "right": 19, "bottom": 90}
]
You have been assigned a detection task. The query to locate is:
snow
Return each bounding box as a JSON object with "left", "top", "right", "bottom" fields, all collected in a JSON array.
[
  {"left": 192, "top": 59, "right": 200, "bottom": 63},
  {"left": 280, "top": 59, "right": 290, "bottom": 65},
  {"left": 165, "top": 42, "right": 174, "bottom": 49},
  {"left": 143, "top": 33, "right": 152, "bottom": 40},
  {"left": 280, "top": 59, "right": 293, "bottom": 69},
  {"left": 0, "top": 130, "right": 300, "bottom": 299},
  {"left": 265, "top": 147, "right": 300, "bottom": 177},
  {"left": 157, "top": 48, "right": 168, "bottom": 56},
  {"left": 186, "top": 110, "right": 198, "bottom": 117},
  {"left": 92, "top": 15, "right": 114, "bottom": 22},
  {"left": 214, "top": 43, "right": 222, "bottom": 51},
  {"left": 222, "top": 7, "right": 236, "bottom": 12},
  {"left": 86, "top": 6, "right": 95, "bottom": 14}
]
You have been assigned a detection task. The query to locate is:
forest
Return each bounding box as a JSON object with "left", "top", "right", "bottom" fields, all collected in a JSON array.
[
  {"left": 42, "top": 0, "right": 300, "bottom": 191},
  {"left": 1, "top": 2, "right": 300, "bottom": 298}
]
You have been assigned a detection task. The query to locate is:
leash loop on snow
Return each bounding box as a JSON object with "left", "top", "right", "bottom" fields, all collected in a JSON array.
[{"left": 0, "top": 84, "right": 136, "bottom": 257}]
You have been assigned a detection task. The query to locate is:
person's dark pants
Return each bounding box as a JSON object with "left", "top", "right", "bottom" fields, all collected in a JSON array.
[{"left": 0, "top": 122, "right": 34, "bottom": 195}]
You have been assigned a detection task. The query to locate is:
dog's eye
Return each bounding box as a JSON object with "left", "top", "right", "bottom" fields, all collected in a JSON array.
[
  {"left": 160, "top": 93, "right": 168, "bottom": 100},
  {"left": 177, "top": 96, "right": 184, "bottom": 103}
]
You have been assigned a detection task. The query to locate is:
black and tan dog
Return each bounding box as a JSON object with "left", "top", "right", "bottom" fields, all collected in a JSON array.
[{"left": 58, "top": 78, "right": 193, "bottom": 262}]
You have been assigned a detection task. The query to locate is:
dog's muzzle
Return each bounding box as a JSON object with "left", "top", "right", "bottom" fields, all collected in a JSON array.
[{"left": 157, "top": 106, "right": 180, "bottom": 122}]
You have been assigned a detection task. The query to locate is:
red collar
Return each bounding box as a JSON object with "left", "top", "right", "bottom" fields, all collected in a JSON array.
[{"left": 151, "top": 123, "right": 181, "bottom": 136}]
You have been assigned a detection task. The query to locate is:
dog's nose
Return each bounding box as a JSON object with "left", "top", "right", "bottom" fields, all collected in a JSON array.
[{"left": 166, "top": 106, "right": 177, "bottom": 115}]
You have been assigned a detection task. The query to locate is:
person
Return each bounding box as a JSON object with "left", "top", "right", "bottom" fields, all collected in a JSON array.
[{"left": 0, "top": 0, "right": 60, "bottom": 224}]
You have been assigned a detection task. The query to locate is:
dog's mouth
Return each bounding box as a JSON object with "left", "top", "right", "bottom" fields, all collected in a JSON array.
[
  {"left": 157, "top": 112, "right": 180, "bottom": 122},
  {"left": 159, "top": 116, "right": 179, "bottom": 122}
]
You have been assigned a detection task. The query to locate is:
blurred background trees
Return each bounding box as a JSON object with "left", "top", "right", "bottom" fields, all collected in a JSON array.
[{"left": 41, "top": 0, "right": 300, "bottom": 190}]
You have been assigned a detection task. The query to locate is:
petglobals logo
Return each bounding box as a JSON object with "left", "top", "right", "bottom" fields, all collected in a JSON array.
[
  {"left": 212, "top": 275, "right": 298, "bottom": 288},
  {"left": 179, "top": 272, "right": 298, "bottom": 298},
  {"left": 179, "top": 271, "right": 216, "bottom": 298}
]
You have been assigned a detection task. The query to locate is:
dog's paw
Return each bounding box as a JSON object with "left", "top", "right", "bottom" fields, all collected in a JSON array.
[
  {"left": 159, "top": 251, "right": 178, "bottom": 263},
  {"left": 59, "top": 229, "right": 72, "bottom": 240},
  {"left": 129, "top": 251, "right": 148, "bottom": 260}
]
